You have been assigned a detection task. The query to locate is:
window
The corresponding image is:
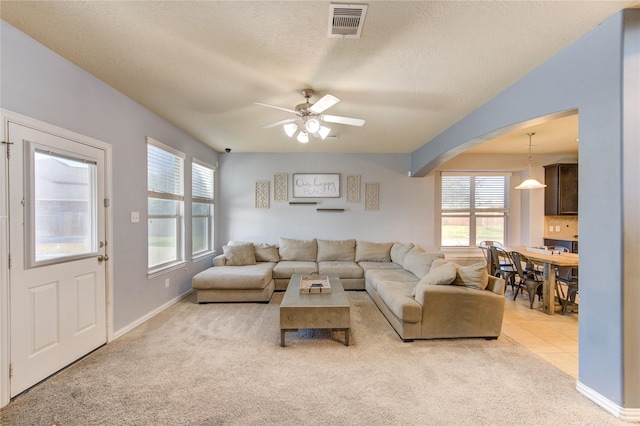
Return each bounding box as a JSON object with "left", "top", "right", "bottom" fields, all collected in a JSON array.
[
  {"left": 192, "top": 159, "right": 214, "bottom": 257},
  {"left": 147, "top": 138, "right": 185, "bottom": 271},
  {"left": 440, "top": 172, "right": 510, "bottom": 247}
]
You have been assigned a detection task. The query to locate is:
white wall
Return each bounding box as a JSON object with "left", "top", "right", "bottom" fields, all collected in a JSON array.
[{"left": 217, "top": 153, "right": 437, "bottom": 250}]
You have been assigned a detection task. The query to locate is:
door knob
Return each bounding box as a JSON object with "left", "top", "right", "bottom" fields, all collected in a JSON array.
[{"left": 97, "top": 255, "right": 109, "bottom": 263}]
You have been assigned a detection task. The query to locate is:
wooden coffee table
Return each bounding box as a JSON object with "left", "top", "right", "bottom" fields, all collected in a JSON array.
[{"left": 279, "top": 274, "right": 350, "bottom": 347}]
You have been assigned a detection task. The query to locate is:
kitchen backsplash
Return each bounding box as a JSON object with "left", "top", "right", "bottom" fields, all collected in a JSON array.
[{"left": 544, "top": 216, "right": 578, "bottom": 240}]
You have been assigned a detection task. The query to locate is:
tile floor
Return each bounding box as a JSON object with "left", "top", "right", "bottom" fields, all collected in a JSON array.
[{"left": 501, "top": 286, "right": 579, "bottom": 379}]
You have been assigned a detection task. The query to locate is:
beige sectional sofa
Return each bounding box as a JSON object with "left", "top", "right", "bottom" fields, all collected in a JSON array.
[{"left": 191, "top": 237, "right": 506, "bottom": 340}]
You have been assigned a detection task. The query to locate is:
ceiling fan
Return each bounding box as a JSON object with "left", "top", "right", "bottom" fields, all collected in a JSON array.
[{"left": 255, "top": 89, "right": 365, "bottom": 143}]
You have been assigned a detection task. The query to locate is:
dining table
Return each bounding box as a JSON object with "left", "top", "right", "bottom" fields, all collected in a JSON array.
[{"left": 501, "top": 245, "right": 579, "bottom": 315}]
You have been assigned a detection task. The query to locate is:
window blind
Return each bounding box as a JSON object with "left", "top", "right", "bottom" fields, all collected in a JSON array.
[
  {"left": 441, "top": 174, "right": 509, "bottom": 212},
  {"left": 147, "top": 142, "right": 184, "bottom": 200},
  {"left": 192, "top": 161, "right": 214, "bottom": 202}
]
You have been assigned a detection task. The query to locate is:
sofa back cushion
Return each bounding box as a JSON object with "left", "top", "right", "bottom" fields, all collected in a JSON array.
[
  {"left": 417, "top": 259, "right": 457, "bottom": 286},
  {"left": 223, "top": 243, "right": 257, "bottom": 266},
  {"left": 452, "top": 261, "right": 489, "bottom": 290},
  {"left": 390, "top": 242, "right": 414, "bottom": 265},
  {"left": 253, "top": 243, "right": 280, "bottom": 262},
  {"left": 278, "top": 237, "right": 317, "bottom": 261},
  {"left": 317, "top": 239, "right": 356, "bottom": 261},
  {"left": 402, "top": 246, "right": 445, "bottom": 279},
  {"left": 355, "top": 241, "right": 393, "bottom": 262}
]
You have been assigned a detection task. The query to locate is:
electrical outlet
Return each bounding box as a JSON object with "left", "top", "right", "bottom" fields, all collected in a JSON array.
[
  {"left": 131, "top": 212, "right": 140, "bottom": 223},
  {"left": 165, "top": 279, "right": 170, "bottom": 288},
  {"left": 555, "top": 226, "right": 561, "bottom": 232}
]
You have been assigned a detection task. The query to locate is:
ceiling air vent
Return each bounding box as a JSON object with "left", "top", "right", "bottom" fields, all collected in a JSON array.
[{"left": 328, "top": 4, "right": 368, "bottom": 38}]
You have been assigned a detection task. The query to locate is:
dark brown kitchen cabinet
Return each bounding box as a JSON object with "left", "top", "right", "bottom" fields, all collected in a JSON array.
[{"left": 544, "top": 163, "right": 578, "bottom": 215}]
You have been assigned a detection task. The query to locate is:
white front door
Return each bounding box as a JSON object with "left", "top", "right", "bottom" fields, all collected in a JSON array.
[{"left": 8, "top": 121, "right": 107, "bottom": 397}]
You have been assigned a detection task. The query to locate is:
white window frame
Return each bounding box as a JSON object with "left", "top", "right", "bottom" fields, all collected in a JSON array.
[
  {"left": 191, "top": 158, "right": 215, "bottom": 259},
  {"left": 438, "top": 171, "right": 511, "bottom": 248},
  {"left": 147, "top": 137, "right": 185, "bottom": 275}
]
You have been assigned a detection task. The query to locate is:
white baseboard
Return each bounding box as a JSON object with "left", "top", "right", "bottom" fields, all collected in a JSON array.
[
  {"left": 111, "top": 289, "right": 194, "bottom": 341},
  {"left": 577, "top": 380, "right": 640, "bottom": 422}
]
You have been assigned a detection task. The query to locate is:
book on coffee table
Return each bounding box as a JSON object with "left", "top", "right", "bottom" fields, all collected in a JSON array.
[{"left": 299, "top": 275, "right": 332, "bottom": 294}]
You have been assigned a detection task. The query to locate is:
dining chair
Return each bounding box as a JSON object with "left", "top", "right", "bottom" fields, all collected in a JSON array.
[
  {"left": 479, "top": 241, "right": 502, "bottom": 274},
  {"left": 510, "top": 251, "right": 543, "bottom": 309},
  {"left": 556, "top": 269, "right": 578, "bottom": 314},
  {"left": 489, "top": 246, "right": 517, "bottom": 292},
  {"left": 547, "top": 246, "right": 577, "bottom": 310}
]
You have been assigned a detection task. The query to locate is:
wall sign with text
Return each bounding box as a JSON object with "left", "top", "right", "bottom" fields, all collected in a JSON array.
[{"left": 292, "top": 173, "right": 340, "bottom": 198}]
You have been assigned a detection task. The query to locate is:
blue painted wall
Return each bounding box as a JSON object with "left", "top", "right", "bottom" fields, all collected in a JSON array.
[{"left": 410, "top": 10, "right": 639, "bottom": 410}]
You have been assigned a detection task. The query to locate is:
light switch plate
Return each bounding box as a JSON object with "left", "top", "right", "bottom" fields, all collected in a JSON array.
[
  {"left": 555, "top": 226, "right": 561, "bottom": 232},
  {"left": 549, "top": 226, "right": 554, "bottom": 232},
  {"left": 131, "top": 212, "right": 140, "bottom": 223}
]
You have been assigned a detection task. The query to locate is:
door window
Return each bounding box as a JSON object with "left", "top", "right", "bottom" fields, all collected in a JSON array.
[{"left": 27, "top": 146, "right": 98, "bottom": 267}]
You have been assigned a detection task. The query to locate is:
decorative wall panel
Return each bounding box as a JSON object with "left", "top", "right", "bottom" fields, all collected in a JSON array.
[
  {"left": 274, "top": 173, "right": 288, "bottom": 202},
  {"left": 346, "top": 174, "right": 361, "bottom": 203},
  {"left": 255, "top": 180, "right": 270, "bottom": 209},
  {"left": 365, "top": 182, "right": 380, "bottom": 211}
]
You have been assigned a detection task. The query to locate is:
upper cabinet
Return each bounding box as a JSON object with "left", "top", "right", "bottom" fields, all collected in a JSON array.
[{"left": 544, "top": 163, "right": 578, "bottom": 215}]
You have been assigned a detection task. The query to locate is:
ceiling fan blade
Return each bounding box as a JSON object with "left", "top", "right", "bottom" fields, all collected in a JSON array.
[
  {"left": 321, "top": 114, "right": 365, "bottom": 127},
  {"left": 262, "top": 118, "right": 296, "bottom": 129},
  {"left": 254, "top": 102, "right": 297, "bottom": 114},
  {"left": 309, "top": 94, "right": 340, "bottom": 114}
]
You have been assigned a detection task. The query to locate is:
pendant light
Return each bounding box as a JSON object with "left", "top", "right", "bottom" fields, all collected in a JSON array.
[{"left": 515, "top": 132, "right": 547, "bottom": 190}]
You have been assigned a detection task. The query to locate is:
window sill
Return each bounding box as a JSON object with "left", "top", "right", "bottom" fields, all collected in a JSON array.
[
  {"left": 192, "top": 251, "right": 216, "bottom": 263},
  {"left": 147, "top": 261, "right": 187, "bottom": 279}
]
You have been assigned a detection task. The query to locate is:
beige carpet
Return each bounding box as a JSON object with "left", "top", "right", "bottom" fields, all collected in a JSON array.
[{"left": 0, "top": 291, "right": 624, "bottom": 425}]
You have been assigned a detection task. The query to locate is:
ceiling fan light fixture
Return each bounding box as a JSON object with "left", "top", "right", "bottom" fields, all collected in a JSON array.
[
  {"left": 283, "top": 123, "right": 297, "bottom": 137},
  {"left": 305, "top": 118, "right": 320, "bottom": 133},
  {"left": 297, "top": 131, "right": 309, "bottom": 143},
  {"left": 318, "top": 126, "right": 331, "bottom": 140}
]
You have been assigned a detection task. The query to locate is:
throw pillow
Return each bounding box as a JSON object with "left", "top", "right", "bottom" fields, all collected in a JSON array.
[
  {"left": 317, "top": 239, "right": 356, "bottom": 262},
  {"left": 452, "top": 261, "right": 489, "bottom": 290},
  {"left": 417, "top": 260, "right": 457, "bottom": 286},
  {"left": 390, "top": 242, "right": 414, "bottom": 265},
  {"left": 355, "top": 241, "right": 393, "bottom": 262},
  {"left": 278, "top": 237, "right": 317, "bottom": 261},
  {"left": 253, "top": 243, "right": 280, "bottom": 262},
  {"left": 402, "top": 246, "right": 445, "bottom": 279},
  {"left": 223, "top": 244, "right": 256, "bottom": 266}
]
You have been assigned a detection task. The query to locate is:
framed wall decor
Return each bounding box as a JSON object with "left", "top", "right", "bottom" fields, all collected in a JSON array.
[
  {"left": 346, "top": 174, "right": 361, "bottom": 203},
  {"left": 292, "top": 173, "right": 340, "bottom": 198}
]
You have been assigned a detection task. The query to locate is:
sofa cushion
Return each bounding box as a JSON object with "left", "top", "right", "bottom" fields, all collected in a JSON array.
[
  {"left": 192, "top": 262, "right": 275, "bottom": 290},
  {"left": 365, "top": 267, "right": 418, "bottom": 291},
  {"left": 418, "top": 259, "right": 457, "bottom": 286},
  {"left": 223, "top": 244, "right": 256, "bottom": 266},
  {"left": 390, "top": 242, "right": 414, "bottom": 265},
  {"left": 358, "top": 261, "right": 403, "bottom": 274},
  {"left": 272, "top": 261, "right": 318, "bottom": 279},
  {"left": 376, "top": 281, "right": 422, "bottom": 323},
  {"left": 452, "top": 261, "right": 489, "bottom": 290},
  {"left": 317, "top": 239, "right": 356, "bottom": 261},
  {"left": 253, "top": 243, "right": 280, "bottom": 262},
  {"left": 402, "top": 247, "right": 445, "bottom": 279},
  {"left": 278, "top": 237, "right": 317, "bottom": 261},
  {"left": 355, "top": 241, "right": 393, "bottom": 262},
  {"left": 318, "top": 261, "right": 363, "bottom": 279}
]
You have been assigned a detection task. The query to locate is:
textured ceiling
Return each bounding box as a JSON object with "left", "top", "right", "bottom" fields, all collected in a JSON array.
[{"left": 1, "top": 1, "right": 637, "bottom": 155}]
